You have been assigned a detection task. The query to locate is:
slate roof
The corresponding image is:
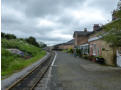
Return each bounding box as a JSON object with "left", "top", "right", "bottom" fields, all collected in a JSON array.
[
  {"left": 63, "top": 39, "right": 74, "bottom": 45},
  {"left": 73, "top": 31, "right": 92, "bottom": 37},
  {"left": 54, "top": 39, "right": 74, "bottom": 47}
]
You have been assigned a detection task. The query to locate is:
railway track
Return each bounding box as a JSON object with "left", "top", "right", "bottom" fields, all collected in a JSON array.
[{"left": 6, "top": 52, "right": 55, "bottom": 90}]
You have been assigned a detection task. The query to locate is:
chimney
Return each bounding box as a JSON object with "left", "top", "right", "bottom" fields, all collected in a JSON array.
[
  {"left": 93, "top": 24, "right": 100, "bottom": 31},
  {"left": 112, "top": 10, "right": 117, "bottom": 21},
  {"left": 84, "top": 28, "right": 88, "bottom": 32}
]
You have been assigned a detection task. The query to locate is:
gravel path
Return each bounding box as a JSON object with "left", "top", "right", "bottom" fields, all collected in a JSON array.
[
  {"left": 47, "top": 51, "right": 121, "bottom": 90},
  {"left": 1, "top": 52, "right": 50, "bottom": 90}
]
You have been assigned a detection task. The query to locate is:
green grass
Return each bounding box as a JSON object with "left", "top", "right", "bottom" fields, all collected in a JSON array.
[
  {"left": 103, "top": 19, "right": 121, "bottom": 31},
  {"left": 113, "top": 9, "right": 121, "bottom": 18},
  {"left": 105, "top": 9, "right": 121, "bottom": 31},
  {"left": 63, "top": 49, "right": 68, "bottom": 52},
  {"left": 2, "top": 39, "right": 41, "bottom": 56},
  {"left": 1, "top": 39, "right": 46, "bottom": 78}
]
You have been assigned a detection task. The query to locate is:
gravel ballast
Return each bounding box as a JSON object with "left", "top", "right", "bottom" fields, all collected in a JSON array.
[{"left": 1, "top": 52, "right": 50, "bottom": 90}]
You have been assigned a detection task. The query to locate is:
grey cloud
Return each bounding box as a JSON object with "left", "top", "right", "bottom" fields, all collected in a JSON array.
[
  {"left": 36, "top": 36, "right": 66, "bottom": 42},
  {"left": 87, "top": 0, "right": 118, "bottom": 12},
  {"left": 2, "top": 0, "right": 118, "bottom": 45},
  {"left": 26, "top": 0, "right": 85, "bottom": 17},
  {"left": 57, "top": 15, "right": 77, "bottom": 25},
  {"left": 2, "top": 16, "right": 22, "bottom": 25},
  {"left": 4, "top": 0, "right": 85, "bottom": 18}
]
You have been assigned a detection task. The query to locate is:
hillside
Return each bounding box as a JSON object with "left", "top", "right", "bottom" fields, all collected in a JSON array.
[
  {"left": 101, "top": 9, "right": 121, "bottom": 48},
  {"left": 103, "top": 9, "right": 121, "bottom": 31},
  {"left": 2, "top": 38, "right": 46, "bottom": 78}
]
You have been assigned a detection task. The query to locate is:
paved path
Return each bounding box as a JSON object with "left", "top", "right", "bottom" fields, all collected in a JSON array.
[{"left": 47, "top": 51, "right": 121, "bottom": 90}]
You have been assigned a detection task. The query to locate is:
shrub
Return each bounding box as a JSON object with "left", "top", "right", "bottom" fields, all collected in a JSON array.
[
  {"left": 96, "top": 56, "right": 103, "bottom": 58},
  {"left": 2, "top": 39, "right": 41, "bottom": 56},
  {"left": 88, "top": 55, "right": 96, "bottom": 60},
  {"left": 1, "top": 48, "right": 20, "bottom": 71},
  {"left": 1, "top": 37, "right": 46, "bottom": 77},
  {"left": 63, "top": 49, "right": 68, "bottom": 53},
  {"left": 25, "top": 36, "right": 40, "bottom": 47},
  {"left": 67, "top": 48, "right": 73, "bottom": 53},
  {"left": 76, "top": 49, "right": 82, "bottom": 57},
  {"left": 1, "top": 32, "right": 16, "bottom": 39},
  {"left": 82, "top": 54, "right": 89, "bottom": 59},
  {"left": 1, "top": 32, "right": 5, "bottom": 38},
  {"left": 1, "top": 47, "right": 46, "bottom": 77}
]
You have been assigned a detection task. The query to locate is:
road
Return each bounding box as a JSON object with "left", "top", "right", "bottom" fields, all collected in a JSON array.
[{"left": 47, "top": 51, "right": 121, "bottom": 90}]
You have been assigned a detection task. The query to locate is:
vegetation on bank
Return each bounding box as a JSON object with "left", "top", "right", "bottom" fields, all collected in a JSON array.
[
  {"left": 113, "top": 9, "right": 121, "bottom": 18},
  {"left": 1, "top": 33, "right": 46, "bottom": 78},
  {"left": 63, "top": 48, "right": 73, "bottom": 53},
  {"left": 102, "top": 19, "right": 121, "bottom": 47},
  {"left": 1, "top": 32, "right": 47, "bottom": 48},
  {"left": 100, "top": 9, "right": 121, "bottom": 64},
  {"left": 102, "top": 9, "right": 121, "bottom": 47}
]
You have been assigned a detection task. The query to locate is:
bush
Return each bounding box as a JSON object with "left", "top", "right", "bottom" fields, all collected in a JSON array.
[
  {"left": 67, "top": 48, "right": 73, "bottom": 53},
  {"left": 1, "top": 39, "right": 46, "bottom": 77},
  {"left": 1, "top": 32, "right": 16, "bottom": 39},
  {"left": 96, "top": 56, "right": 103, "bottom": 58},
  {"left": 1, "top": 48, "right": 17, "bottom": 71},
  {"left": 82, "top": 54, "right": 89, "bottom": 59},
  {"left": 63, "top": 49, "right": 68, "bottom": 53},
  {"left": 5, "top": 34, "right": 16, "bottom": 39},
  {"left": 2, "top": 39, "right": 41, "bottom": 56},
  {"left": 1, "top": 48, "right": 46, "bottom": 77},
  {"left": 1, "top": 32, "right": 5, "bottom": 38},
  {"left": 88, "top": 55, "right": 96, "bottom": 60},
  {"left": 76, "top": 49, "right": 82, "bottom": 57},
  {"left": 25, "top": 36, "right": 40, "bottom": 47}
]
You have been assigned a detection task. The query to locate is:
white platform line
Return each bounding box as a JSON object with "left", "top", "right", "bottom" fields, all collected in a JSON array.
[
  {"left": 51, "top": 52, "right": 57, "bottom": 66},
  {"left": 45, "top": 52, "right": 57, "bottom": 89}
]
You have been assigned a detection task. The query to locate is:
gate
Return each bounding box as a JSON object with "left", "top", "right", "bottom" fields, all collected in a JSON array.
[{"left": 117, "top": 48, "right": 121, "bottom": 67}]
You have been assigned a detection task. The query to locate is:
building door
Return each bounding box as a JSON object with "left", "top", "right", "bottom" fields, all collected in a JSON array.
[
  {"left": 117, "top": 48, "right": 121, "bottom": 67},
  {"left": 93, "top": 44, "right": 96, "bottom": 56}
]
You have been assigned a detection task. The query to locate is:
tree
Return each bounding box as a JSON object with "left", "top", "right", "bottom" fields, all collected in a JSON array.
[
  {"left": 101, "top": 19, "right": 121, "bottom": 65},
  {"left": 1, "top": 32, "right": 5, "bottom": 38},
  {"left": 102, "top": 19, "right": 121, "bottom": 47},
  {"left": 26, "top": 36, "right": 40, "bottom": 47},
  {"left": 1, "top": 32, "right": 17, "bottom": 39},
  {"left": 4, "top": 33, "right": 16, "bottom": 39},
  {"left": 39, "top": 42, "right": 47, "bottom": 48},
  {"left": 41, "top": 44, "right": 47, "bottom": 48}
]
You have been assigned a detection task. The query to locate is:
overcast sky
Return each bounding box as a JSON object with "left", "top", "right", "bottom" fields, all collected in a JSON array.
[{"left": 2, "top": 0, "right": 119, "bottom": 46}]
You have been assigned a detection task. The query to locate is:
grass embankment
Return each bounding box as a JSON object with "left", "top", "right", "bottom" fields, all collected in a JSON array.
[
  {"left": 102, "top": 9, "right": 121, "bottom": 33},
  {"left": 104, "top": 9, "right": 121, "bottom": 30},
  {"left": 2, "top": 39, "right": 46, "bottom": 78},
  {"left": 113, "top": 9, "right": 121, "bottom": 18}
]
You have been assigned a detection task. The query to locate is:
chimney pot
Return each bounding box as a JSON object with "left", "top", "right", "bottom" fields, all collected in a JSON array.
[
  {"left": 84, "top": 28, "right": 88, "bottom": 32},
  {"left": 93, "top": 24, "right": 100, "bottom": 31}
]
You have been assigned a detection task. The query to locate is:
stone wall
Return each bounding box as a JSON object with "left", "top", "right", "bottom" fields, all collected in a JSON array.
[
  {"left": 74, "top": 36, "right": 88, "bottom": 46},
  {"left": 89, "top": 39, "right": 114, "bottom": 66}
]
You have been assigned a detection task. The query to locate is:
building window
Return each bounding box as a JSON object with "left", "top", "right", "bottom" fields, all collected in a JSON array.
[{"left": 80, "top": 45, "right": 89, "bottom": 55}]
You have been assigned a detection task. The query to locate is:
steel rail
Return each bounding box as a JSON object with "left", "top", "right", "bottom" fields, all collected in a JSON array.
[{"left": 6, "top": 52, "right": 55, "bottom": 90}]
